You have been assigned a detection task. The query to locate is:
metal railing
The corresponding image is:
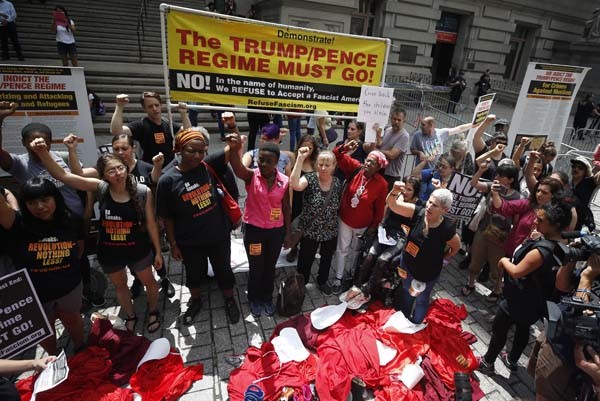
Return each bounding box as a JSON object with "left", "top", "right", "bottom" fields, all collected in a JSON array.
[
  {"left": 489, "top": 79, "right": 521, "bottom": 94},
  {"left": 567, "top": 128, "right": 600, "bottom": 152},
  {"left": 391, "top": 85, "right": 474, "bottom": 132},
  {"left": 136, "top": 0, "right": 150, "bottom": 61}
]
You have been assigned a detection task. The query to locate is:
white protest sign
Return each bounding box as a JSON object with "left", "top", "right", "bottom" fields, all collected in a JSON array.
[
  {"left": 446, "top": 172, "right": 485, "bottom": 223},
  {"left": 357, "top": 85, "right": 395, "bottom": 142},
  {"left": 0, "top": 65, "right": 98, "bottom": 177},
  {"left": 465, "top": 93, "right": 495, "bottom": 158},
  {"left": 31, "top": 350, "right": 69, "bottom": 401},
  {"left": 507, "top": 63, "right": 590, "bottom": 156}
]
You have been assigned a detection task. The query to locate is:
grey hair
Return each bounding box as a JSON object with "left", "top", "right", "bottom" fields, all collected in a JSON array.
[
  {"left": 191, "top": 126, "right": 210, "bottom": 145},
  {"left": 450, "top": 140, "right": 468, "bottom": 153},
  {"left": 317, "top": 150, "right": 336, "bottom": 164},
  {"left": 431, "top": 188, "right": 453, "bottom": 209},
  {"left": 497, "top": 158, "right": 515, "bottom": 167}
]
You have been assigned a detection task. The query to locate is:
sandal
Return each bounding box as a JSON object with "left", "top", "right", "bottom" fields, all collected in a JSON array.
[
  {"left": 485, "top": 292, "right": 501, "bottom": 303},
  {"left": 461, "top": 285, "right": 475, "bottom": 296},
  {"left": 181, "top": 298, "right": 203, "bottom": 326},
  {"left": 124, "top": 315, "right": 137, "bottom": 332},
  {"left": 147, "top": 310, "right": 161, "bottom": 333}
]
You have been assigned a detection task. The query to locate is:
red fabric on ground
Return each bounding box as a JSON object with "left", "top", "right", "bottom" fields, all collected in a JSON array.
[
  {"left": 88, "top": 318, "right": 151, "bottom": 386},
  {"left": 228, "top": 342, "right": 317, "bottom": 401},
  {"left": 316, "top": 323, "right": 383, "bottom": 401},
  {"left": 130, "top": 352, "right": 203, "bottom": 401},
  {"left": 16, "top": 346, "right": 133, "bottom": 401}
]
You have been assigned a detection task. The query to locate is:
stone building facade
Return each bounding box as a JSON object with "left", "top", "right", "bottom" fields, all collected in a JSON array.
[{"left": 250, "top": 0, "right": 598, "bottom": 92}]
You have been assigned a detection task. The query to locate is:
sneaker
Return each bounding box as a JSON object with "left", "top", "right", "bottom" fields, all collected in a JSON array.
[
  {"left": 130, "top": 278, "right": 143, "bottom": 299},
  {"left": 500, "top": 351, "right": 518, "bottom": 371},
  {"left": 264, "top": 302, "right": 275, "bottom": 317},
  {"left": 476, "top": 356, "right": 495, "bottom": 375},
  {"left": 331, "top": 280, "right": 342, "bottom": 295},
  {"left": 161, "top": 278, "right": 176, "bottom": 298},
  {"left": 250, "top": 301, "right": 262, "bottom": 317},
  {"left": 225, "top": 297, "right": 240, "bottom": 324},
  {"left": 318, "top": 283, "right": 332, "bottom": 296}
]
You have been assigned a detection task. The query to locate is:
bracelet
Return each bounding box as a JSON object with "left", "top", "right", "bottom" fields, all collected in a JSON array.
[
  {"left": 575, "top": 288, "right": 592, "bottom": 295},
  {"left": 389, "top": 192, "right": 400, "bottom": 197}
]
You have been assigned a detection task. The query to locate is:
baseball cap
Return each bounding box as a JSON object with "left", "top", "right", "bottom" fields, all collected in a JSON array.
[
  {"left": 570, "top": 155, "right": 592, "bottom": 175},
  {"left": 494, "top": 118, "right": 510, "bottom": 126}
]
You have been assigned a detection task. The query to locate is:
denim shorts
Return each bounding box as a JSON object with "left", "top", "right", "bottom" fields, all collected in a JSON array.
[{"left": 57, "top": 41, "right": 77, "bottom": 56}]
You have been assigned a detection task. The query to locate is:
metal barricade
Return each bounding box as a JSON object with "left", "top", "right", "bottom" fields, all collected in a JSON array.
[{"left": 568, "top": 128, "right": 600, "bottom": 152}]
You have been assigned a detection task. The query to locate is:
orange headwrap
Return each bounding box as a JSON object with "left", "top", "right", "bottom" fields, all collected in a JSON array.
[{"left": 173, "top": 128, "right": 207, "bottom": 153}]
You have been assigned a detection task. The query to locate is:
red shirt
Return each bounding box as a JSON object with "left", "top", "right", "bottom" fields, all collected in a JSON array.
[{"left": 334, "top": 145, "right": 387, "bottom": 229}]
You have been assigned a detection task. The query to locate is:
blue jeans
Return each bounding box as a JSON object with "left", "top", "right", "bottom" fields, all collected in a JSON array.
[
  {"left": 288, "top": 118, "right": 301, "bottom": 151},
  {"left": 400, "top": 267, "right": 438, "bottom": 323}
]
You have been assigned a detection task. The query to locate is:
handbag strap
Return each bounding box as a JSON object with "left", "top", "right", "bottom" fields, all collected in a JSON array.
[{"left": 202, "top": 160, "right": 230, "bottom": 195}]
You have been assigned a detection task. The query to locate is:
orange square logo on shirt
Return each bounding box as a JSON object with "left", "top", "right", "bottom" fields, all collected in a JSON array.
[
  {"left": 405, "top": 241, "right": 420, "bottom": 257},
  {"left": 249, "top": 243, "right": 262, "bottom": 256},
  {"left": 269, "top": 208, "right": 282, "bottom": 221},
  {"left": 154, "top": 132, "right": 166, "bottom": 144}
]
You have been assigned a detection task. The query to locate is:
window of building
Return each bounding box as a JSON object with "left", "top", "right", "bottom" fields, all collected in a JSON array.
[
  {"left": 325, "top": 23, "right": 341, "bottom": 32},
  {"left": 290, "top": 19, "right": 310, "bottom": 28},
  {"left": 351, "top": 0, "right": 383, "bottom": 36},
  {"left": 398, "top": 45, "right": 418, "bottom": 64},
  {"left": 504, "top": 24, "right": 537, "bottom": 81}
]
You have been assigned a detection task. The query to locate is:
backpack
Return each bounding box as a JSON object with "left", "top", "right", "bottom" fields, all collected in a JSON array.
[
  {"left": 276, "top": 274, "right": 305, "bottom": 317},
  {"left": 97, "top": 180, "right": 148, "bottom": 227}
]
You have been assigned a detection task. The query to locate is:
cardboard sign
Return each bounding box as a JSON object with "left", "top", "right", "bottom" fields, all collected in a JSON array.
[
  {"left": 465, "top": 93, "right": 495, "bottom": 158},
  {"left": 357, "top": 85, "right": 395, "bottom": 142},
  {"left": 0, "top": 269, "right": 53, "bottom": 359},
  {"left": 446, "top": 172, "right": 485, "bottom": 223}
]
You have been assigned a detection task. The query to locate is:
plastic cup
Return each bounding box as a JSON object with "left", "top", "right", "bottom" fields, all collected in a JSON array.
[
  {"left": 400, "top": 363, "right": 425, "bottom": 389},
  {"left": 409, "top": 279, "right": 426, "bottom": 297}
]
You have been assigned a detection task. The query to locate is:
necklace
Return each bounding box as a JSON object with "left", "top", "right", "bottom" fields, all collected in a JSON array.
[{"left": 351, "top": 174, "right": 370, "bottom": 208}]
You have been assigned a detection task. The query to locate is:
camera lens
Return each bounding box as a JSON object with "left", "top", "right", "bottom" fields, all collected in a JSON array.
[{"left": 454, "top": 372, "right": 472, "bottom": 401}]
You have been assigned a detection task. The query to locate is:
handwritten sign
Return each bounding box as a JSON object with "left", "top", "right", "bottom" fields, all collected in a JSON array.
[{"left": 357, "top": 85, "right": 395, "bottom": 142}]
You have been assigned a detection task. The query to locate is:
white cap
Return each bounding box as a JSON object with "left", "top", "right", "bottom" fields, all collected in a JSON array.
[
  {"left": 310, "top": 301, "right": 347, "bottom": 330},
  {"left": 271, "top": 327, "right": 310, "bottom": 363}
]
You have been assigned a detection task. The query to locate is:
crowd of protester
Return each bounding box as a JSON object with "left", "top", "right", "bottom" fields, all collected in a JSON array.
[{"left": 1, "top": 89, "right": 600, "bottom": 400}]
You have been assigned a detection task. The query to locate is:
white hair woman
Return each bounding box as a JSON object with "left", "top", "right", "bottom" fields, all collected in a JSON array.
[{"left": 386, "top": 186, "right": 461, "bottom": 323}]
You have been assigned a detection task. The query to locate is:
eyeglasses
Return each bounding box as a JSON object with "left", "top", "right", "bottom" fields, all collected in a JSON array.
[
  {"left": 105, "top": 165, "right": 127, "bottom": 177},
  {"left": 571, "top": 164, "right": 586, "bottom": 170}
]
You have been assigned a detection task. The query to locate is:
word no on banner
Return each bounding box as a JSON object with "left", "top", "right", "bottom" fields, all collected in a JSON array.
[{"left": 165, "top": 8, "right": 389, "bottom": 112}]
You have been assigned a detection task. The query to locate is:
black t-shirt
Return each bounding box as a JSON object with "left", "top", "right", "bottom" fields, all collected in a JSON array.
[
  {"left": 402, "top": 206, "right": 456, "bottom": 282},
  {"left": 97, "top": 183, "right": 151, "bottom": 266},
  {"left": 475, "top": 146, "right": 507, "bottom": 181},
  {"left": 156, "top": 152, "right": 230, "bottom": 246},
  {"left": 131, "top": 159, "right": 154, "bottom": 187},
  {"left": 500, "top": 239, "right": 559, "bottom": 325},
  {"left": 573, "top": 176, "right": 597, "bottom": 229},
  {"left": 127, "top": 117, "right": 181, "bottom": 164},
  {"left": 9, "top": 213, "right": 83, "bottom": 302}
]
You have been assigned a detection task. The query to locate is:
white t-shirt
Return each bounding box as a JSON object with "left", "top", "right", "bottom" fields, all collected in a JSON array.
[{"left": 56, "top": 20, "right": 76, "bottom": 44}]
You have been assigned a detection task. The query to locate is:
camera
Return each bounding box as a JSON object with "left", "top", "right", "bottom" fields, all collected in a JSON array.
[
  {"left": 554, "top": 231, "right": 600, "bottom": 264},
  {"left": 546, "top": 295, "right": 600, "bottom": 351}
]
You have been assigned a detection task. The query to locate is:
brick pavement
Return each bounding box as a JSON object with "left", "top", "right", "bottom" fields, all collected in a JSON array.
[{"left": 36, "top": 249, "right": 540, "bottom": 401}]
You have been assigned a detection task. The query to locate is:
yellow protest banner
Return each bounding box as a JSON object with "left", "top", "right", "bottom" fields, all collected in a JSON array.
[{"left": 165, "top": 8, "right": 389, "bottom": 112}]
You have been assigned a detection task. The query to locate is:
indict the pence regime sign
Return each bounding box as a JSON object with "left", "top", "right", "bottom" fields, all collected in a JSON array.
[{"left": 0, "top": 269, "right": 52, "bottom": 359}]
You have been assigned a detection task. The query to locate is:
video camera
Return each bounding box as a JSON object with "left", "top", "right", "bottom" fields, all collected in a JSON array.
[
  {"left": 546, "top": 294, "right": 600, "bottom": 350},
  {"left": 554, "top": 230, "right": 600, "bottom": 264}
]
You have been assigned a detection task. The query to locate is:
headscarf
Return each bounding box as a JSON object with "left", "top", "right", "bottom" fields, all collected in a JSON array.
[
  {"left": 173, "top": 128, "right": 207, "bottom": 153},
  {"left": 368, "top": 150, "right": 388, "bottom": 169}
]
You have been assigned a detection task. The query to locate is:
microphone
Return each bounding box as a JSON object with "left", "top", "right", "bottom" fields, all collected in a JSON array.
[{"left": 560, "top": 230, "right": 590, "bottom": 239}]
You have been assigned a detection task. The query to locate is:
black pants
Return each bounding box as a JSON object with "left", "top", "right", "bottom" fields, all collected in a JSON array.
[
  {"left": 244, "top": 224, "right": 284, "bottom": 303},
  {"left": 484, "top": 307, "right": 531, "bottom": 364},
  {"left": 297, "top": 236, "right": 337, "bottom": 286},
  {"left": 0, "top": 22, "right": 23, "bottom": 59},
  {"left": 179, "top": 240, "right": 235, "bottom": 290},
  {"left": 356, "top": 237, "right": 406, "bottom": 299},
  {"left": 0, "top": 377, "right": 19, "bottom": 401},
  {"left": 247, "top": 113, "right": 268, "bottom": 151}
]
